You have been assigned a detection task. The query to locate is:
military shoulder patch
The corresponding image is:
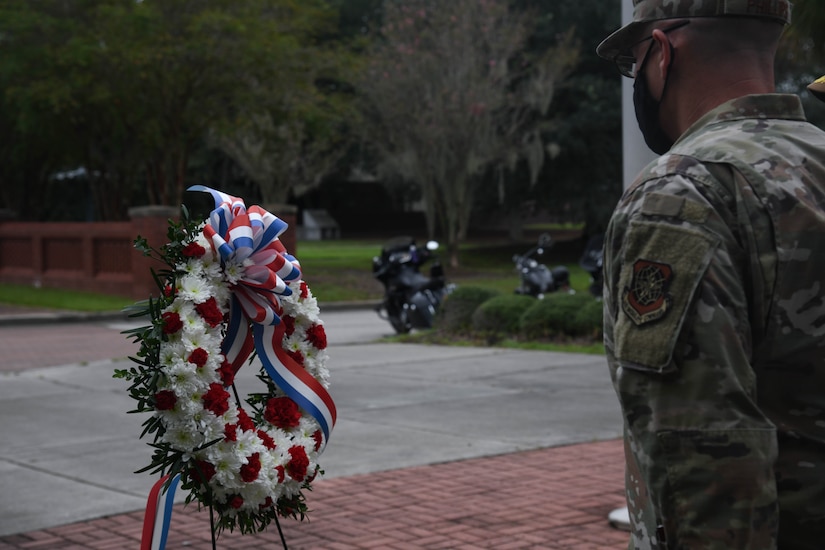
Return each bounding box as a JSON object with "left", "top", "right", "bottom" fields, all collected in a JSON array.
[{"left": 622, "top": 259, "right": 673, "bottom": 326}]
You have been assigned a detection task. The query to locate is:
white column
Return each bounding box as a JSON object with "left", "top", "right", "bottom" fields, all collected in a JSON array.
[
  {"left": 611, "top": 0, "right": 653, "bottom": 534},
  {"left": 622, "top": 2, "right": 657, "bottom": 189}
]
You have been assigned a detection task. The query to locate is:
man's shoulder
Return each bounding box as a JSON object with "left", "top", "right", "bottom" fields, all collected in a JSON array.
[{"left": 671, "top": 94, "right": 825, "bottom": 165}]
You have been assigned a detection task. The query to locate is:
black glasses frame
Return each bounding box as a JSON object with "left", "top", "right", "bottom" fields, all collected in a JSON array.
[{"left": 613, "top": 20, "right": 690, "bottom": 78}]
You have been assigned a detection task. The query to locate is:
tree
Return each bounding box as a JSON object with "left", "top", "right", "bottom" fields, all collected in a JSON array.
[
  {"left": 211, "top": 0, "right": 359, "bottom": 206},
  {"left": 0, "top": 0, "right": 358, "bottom": 219},
  {"left": 358, "top": 0, "right": 578, "bottom": 267},
  {"left": 515, "top": 0, "right": 623, "bottom": 237},
  {"left": 0, "top": 0, "right": 132, "bottom": 220}
]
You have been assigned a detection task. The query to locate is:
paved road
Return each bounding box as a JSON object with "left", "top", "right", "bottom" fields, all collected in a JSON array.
[{"left": 0, "top": 308, "right": 623, "bottom": 538}]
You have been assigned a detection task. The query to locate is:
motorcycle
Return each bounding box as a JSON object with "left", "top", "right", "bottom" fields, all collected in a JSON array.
[
  {"left": 579, "top": 233, "right": 604, "bottom": 298},
  {"left": 513, "top": 233, "right": 570, "bottom": 298},
  {"left": 372, "top": 236, "right": 453, "bottom": 334}
]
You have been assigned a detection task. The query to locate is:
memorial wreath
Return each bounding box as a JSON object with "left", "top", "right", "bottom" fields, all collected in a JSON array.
[{"left": 116, "top": 186, "right": 336, "bottom": 539}]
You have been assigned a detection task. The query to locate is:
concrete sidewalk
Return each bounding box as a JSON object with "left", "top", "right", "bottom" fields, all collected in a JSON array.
[{"left": 0, "top": 307, "right": 628, "bottom": 549}]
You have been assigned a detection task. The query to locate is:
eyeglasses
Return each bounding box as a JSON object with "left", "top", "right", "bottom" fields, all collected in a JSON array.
[{"left": 613, "top": 20, "right": 690, "bottom": 78}]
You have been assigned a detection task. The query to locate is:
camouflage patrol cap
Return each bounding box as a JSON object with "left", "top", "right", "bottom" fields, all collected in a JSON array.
[{"left": 597, "top": 0, "right": 792, "bottom": 61}]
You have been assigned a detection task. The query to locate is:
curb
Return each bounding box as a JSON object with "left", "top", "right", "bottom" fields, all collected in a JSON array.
[{"left": 0, "top": 300, "right": 382, "bottom": 327}]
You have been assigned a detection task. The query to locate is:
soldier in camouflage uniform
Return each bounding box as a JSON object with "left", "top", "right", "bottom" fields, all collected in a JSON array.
[{"left": 597, "top": 1, "right": 825, "bottom": 548}]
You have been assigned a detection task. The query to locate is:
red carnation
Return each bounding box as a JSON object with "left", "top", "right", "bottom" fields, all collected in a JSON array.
[
  {"left": 237, "top": 407, "right": 255, "bottom": 431},
  {"left": 281, "top": 315, "right": 296, "bottom": 337},
  {"left": 264, "top": 397, "right": 301, "bottom": 429},
  {"left": 299, "top": 281, "right": 309, "bottom": 299},
  {"left": 258, "top": 430, "right": 276, "bottom": 450},
  {"left": 154, "top": 390, "right": 177, "bottom": 411},
  {"left": 161, "top": 311, "right": 183, "bottom": 334},
  {"left": 191, "top": 460, "right": 216, "bottom": 483},
  {"left": 182, "top": 242, "right": 206, "bottom": 258},
  {"left": 240, "top": 453, "right": 261, "bottom": 483},
  {"left": 224, "top": 424, "right": 238, "bottom": 442},
  {"left": 260, "top": 496, "right": 274, "bottom": 510},
  {"left": 305, "top": 323, "right": 327, "bottom": 350},
  {"left": 202, "top": 383, "right": 230, "bottom": 416},
  {"left": 229, "top": 495, "right": 244, "bottom": 509},
  {"left": 286, "top": 349, "right": 304, "bottom": 366},
  {"left": 188, "top": 348, "right": 209, "bottom": 368},
  {"left": 275, "top": 465, "right": 285, "bottom": 483},
  {"left": 311, "top": 430, "right": 323, "bottom": 452},
  {"left": 195, "top": 297, "right": 223, "bottom": 327},
  {"left": 218, "top": 360, "right": 235, "bottom": 386},
  {"left": 163, "top": 284, "right": 175, "bottom": 297},
  {"left": 287, "top": 446, "right": 309, "bottom": 481}
]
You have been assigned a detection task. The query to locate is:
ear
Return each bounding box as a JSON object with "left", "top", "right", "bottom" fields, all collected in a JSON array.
[{"left": 650, "top": 28, "right": 672, "bottom": 81}]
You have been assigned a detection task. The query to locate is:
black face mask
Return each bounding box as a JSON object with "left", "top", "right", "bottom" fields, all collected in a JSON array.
[{"left": 632, "top": 41, "right": 674, "bottom": 155}]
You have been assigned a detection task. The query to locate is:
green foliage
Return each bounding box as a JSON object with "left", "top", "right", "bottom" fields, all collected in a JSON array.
[
  {"left": 0, "top": 0, "right": 360, "bottom": 219},
  {"left": 0, "top": 284, "right": 131, "bottom": 311},
  {"left": 358, "top": 0, "right": 580, "bottom": 266},
  {"left": 471, "top": 293, "right": 535, "bottom": 337},
  {"left": 435, "top": 286, "right": 501, "bottom": 333},
  {"left": 573, "top": 297, "right": 604, "bottom": 339},
  {"left": 519, "top": 292, "right": 598, "bottom": 339}
]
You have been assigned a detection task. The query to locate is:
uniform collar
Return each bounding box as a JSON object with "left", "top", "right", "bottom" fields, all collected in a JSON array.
[{"left": 673, "top": 94, "right": 805, "bottom": 148}]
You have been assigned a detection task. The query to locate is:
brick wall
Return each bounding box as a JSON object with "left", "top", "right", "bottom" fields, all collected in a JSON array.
[{"left": 0, "top": 207, "right": 297, "bottom": 300}]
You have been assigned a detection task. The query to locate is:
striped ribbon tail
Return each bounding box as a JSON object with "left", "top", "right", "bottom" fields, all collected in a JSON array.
[
  {"left": 221, "top": 296, "right": 256, "bottom": 372},
  {"left": 254, "top": 324, "right": 337, "bottom": 449},
  {"left": 140, "top": 474, "right": 181, "bottom": 550}
]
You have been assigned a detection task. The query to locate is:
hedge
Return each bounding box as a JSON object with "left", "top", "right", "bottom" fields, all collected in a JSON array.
[
  {"left": 435, "top": 286, "right": 501, "bottom": 333},
  {"left": 520, "top": 292, "right": 600, "bottom": 339},
  {"left": 471, "top": 293, "right": 536, "bottom": 336}
]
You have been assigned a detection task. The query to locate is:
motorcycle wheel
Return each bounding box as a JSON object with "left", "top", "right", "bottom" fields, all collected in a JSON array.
[
  {"left": 386, "top": 299, "right": 411, "bottom": 334},
  {"left": 389, "top": 310, "right": 411, "bottom": 334}
]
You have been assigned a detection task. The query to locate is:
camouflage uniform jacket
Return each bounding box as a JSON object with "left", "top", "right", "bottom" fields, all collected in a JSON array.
[{"left": 604, "top": 94, "right": 825, "bottom": 549}]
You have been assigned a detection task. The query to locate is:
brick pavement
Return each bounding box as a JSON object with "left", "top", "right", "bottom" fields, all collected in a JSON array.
[
  {"left": 0, "top": 320, "right": 137, "bottom": 372},
  {"left": 0, "top": 308, "right": 629, "bottom": 549},
  {"left": 0, "top": 439, "right": 628, "bottom": 550}
]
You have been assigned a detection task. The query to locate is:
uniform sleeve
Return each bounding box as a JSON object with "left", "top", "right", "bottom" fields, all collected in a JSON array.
[{"left": 604, "top": 173, "right": 779, "bottom": 549}]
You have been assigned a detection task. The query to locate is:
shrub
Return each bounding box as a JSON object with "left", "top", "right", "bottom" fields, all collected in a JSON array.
[
  {"left": 520, "top": 292, "right": 599, "bottom": 339},
  {"left": 471, "top": 294, "right": 536, "bottom": 337},
  {"left": 573, "top": 297, "right": 604, "bottom": 339},
  {"left": 435, "top": 286, "right": 501, "bottom": 333}
]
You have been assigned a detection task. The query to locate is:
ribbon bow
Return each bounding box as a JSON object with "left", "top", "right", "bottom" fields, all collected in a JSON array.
[{"left": 188, "top": 185, "right": 336, "bottom": 447}]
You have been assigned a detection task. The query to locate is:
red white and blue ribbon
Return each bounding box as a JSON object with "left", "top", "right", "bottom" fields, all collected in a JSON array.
[
  {"left": 140, "top": 474, "right": 181, "bottom": 550},
  {"left": 188, "top": 185, "right": 337, "bottom": 446}
]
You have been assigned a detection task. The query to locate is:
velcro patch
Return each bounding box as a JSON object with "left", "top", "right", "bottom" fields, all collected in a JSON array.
[
  {"left": 615, "top": 221, "right": 719, "bottom": 373},
  {"left": 622, "top": 260, "right": 673, "bottom": 325}
]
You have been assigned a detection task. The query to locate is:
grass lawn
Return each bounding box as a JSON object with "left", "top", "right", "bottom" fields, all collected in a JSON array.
[
  {"left": 0, "top": 284, "right": 133, "bottom": 312},
  {"left": 0, "top": 236, "right": 595, "bottom": 308},
  {"left": 0, "top": 235, "right": 602, "bottom": 353}
]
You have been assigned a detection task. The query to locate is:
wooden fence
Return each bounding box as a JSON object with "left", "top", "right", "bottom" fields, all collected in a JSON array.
[{"left": 0, "top": 206, "right": 297, "bottom": 300}]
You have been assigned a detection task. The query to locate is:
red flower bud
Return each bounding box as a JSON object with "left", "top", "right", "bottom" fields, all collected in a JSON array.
[
  {"left": 191, "top": 460, "right": 216, "bottom": 483},
  {"left": 264, "top": 397, "right": 301, "bottom": 429},
  {"left": 306, "top": 323, "right": 327, "bottom": 350},
  {"left": 161, "top": 311, "right": 183, "bottom": 334},
  {"left": 154, "top": 390, "right": 177, "bottom": 411},
  {"left": 281, "top": 315, "right": 296, "bottom": 337},
  {"left": 188, "top": 348, "right": 209, "bottom": 368},
  {"left": 182, "top": 242, "right": 206, "bottom": 258},
  {"left": 240, "top": 453, "right": 261, "bottom": 483},
  {"left": 218, "top": 360, "right": 235, "bottom": 386},
  {"left": 224, "top": 424, "right": 238, "bottom": 442},
  {"left": 202, "top": 383, "right": 230, "bottom": 416},
  {"left": 287, "top": 446, "right": 309, "bottom": 482},
  {"left": 195, "top": 297, "right": 223, "bottom": 327},
  {"left": 237, "top": 407, "right": 255, "bottom": 431},
  {"left": 258, "top": 430, "right": 276, "bottom": 450}
]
